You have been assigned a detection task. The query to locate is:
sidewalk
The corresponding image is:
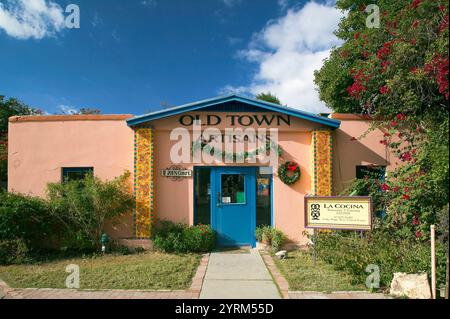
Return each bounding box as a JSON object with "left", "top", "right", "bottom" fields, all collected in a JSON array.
[{"left": 199, "top": 249, "right": 281, "bottom": 299}]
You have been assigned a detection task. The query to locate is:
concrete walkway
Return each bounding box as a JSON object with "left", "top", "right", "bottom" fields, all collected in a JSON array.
[{"left": 199, "top": 249, "right": 281, "bottom": 299}]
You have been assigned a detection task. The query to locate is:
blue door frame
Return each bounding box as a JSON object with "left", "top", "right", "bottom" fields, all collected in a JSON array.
[{"left": 211, "top": 167, "right": 256, "bottom": 247}]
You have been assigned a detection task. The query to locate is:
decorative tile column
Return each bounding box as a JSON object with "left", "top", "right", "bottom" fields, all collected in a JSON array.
[
  {"left": 311, "top": 129, "right": 333, "bottom": 196},
  {"left": 134, "top": 127, "right": 155, "bottom": 238}
]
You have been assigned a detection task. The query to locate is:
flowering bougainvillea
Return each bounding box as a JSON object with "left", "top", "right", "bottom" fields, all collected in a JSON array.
[{"left": 315, "top": 0, "right": 449, "bottom": 240}]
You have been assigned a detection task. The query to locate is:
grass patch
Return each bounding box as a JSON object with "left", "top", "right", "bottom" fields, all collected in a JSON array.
[
  {"left": 0, "top": 252, "right": 201, "bottom": 290},
  {"left": 273, "top": 250, "right": 366, "bottom": 292}
]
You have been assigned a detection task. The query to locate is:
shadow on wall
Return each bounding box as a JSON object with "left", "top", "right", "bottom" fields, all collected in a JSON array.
[{"left": 333, "top": 130, "right": 390, "bottom": 193}]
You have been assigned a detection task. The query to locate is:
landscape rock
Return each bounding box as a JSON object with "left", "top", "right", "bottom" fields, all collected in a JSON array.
[
  {"left": 390, "top": 272, "right": 431, "bottom": 299},
  {"left": 275, "top": 250, "right": 287, "bottom": 260}
]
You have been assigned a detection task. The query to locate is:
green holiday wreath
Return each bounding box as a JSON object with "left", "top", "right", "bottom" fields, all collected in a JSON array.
[{"left": 278, "top": 161, "right": 301, "bottom": 185}]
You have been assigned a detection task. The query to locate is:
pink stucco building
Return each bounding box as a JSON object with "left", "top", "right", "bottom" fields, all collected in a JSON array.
[{"left": 8, "top": 95, "right": 397, "bottom": 247}]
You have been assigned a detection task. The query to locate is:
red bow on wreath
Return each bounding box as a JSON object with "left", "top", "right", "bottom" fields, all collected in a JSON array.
[{"left": 287, "top": 162, "right": 298, "bottom": 172}]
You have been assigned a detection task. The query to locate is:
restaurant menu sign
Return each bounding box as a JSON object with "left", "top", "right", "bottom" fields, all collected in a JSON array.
[{"left": 305, "top": 196, "right": 372, "bottom": 231}]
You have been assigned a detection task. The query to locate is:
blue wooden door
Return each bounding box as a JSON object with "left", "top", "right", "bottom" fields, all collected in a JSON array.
[{"left": 211, "top": 167, "right": 256, "bottom": 247}]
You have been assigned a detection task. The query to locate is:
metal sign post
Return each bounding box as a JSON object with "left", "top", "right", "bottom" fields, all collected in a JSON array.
[
  {"left": 313, "top": 229, "right": 317, "bottom": 267},
  {"left": 431, "top": 225, "right": 436, "bottom": 299}
]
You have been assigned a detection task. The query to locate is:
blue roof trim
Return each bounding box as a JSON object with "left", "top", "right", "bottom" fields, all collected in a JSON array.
[{"left": 126, "top": 94, "right": 340, "bottom": 128}]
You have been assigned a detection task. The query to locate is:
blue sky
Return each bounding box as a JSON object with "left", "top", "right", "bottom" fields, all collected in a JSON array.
[{"left": 0, "top": 0, "right": 344, "bottom": 115}]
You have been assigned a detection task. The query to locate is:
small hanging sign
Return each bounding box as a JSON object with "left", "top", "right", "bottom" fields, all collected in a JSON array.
[{"left": 161, "top": 165, "right": 192, "bottom": 181}]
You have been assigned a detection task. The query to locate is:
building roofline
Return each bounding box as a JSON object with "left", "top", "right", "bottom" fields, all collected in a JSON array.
[
  {"left": 329, "top": 113, "right": 373, "bottom": 120},
  {"left": 9, "top": 114, "right": 133, "bottom": 123},
  {"left": 126, "top": 94, "right": 341, "bottom": 128}
]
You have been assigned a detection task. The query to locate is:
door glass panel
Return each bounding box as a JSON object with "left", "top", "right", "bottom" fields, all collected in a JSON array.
[
  {"left": 221, "top": 174, "right": 245, "bottom": 204},
  {"left": 194, "top": 168, "right": 211, "bottom": 225},
  {"left": 256, "top": 172, "right": 272, "bottom": 227}
]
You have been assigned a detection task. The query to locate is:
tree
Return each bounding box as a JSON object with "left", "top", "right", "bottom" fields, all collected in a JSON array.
[
  {"left": 79, "top": 108, "right": 101, "bottom": 115},
  {"left": 46, "top": 172, "right": 135, "bottom": 249},
  {"left": 314, "top": 0, "right": 449, "bottom": 239},
  {"left": 0, "top": 96, "right": 42, "bottom": 185},
  {"left": 256, "top": 92, "right": 282, "bottom": 105}
]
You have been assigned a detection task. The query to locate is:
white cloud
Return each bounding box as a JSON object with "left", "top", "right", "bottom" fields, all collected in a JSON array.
[
  {"left": 222, "top": 0, "right": 242, "bottom": 8},
  {"left": 223, "top": 1, "right": 344, "bottom": 113},
  {"left": 277, "top": 0, "right": 289, "bottom": 10},
  {"left": 111, "top": 30, "right": 120, "bottom": 42},
  {"left": 91, "top": 12, "right": 103, "bottom": 27},
  {"left": 227, "top": 36, "right": 243, "bottom": 46},
  {"left": 58, "top": 105, "right": 79, "bottom": 115},
  {"left": 0, "top": 0, "right": 65, "bottom": 40},
  {"left": 141, "top": 0, "right": 157, "bottom": 8}
]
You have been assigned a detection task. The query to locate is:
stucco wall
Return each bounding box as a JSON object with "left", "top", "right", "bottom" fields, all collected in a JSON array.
[
  {"left": 150, "top": 112, "right": 323, "bottom": 245},
  {"left": 8, "top": 115, "right": 135, "bottom": 238},
  {"left": 7, "top": 112, "right": 399, "bottom": 245},
  {"left": 331, "top": 114, "right": 397, "bottom": 194}
]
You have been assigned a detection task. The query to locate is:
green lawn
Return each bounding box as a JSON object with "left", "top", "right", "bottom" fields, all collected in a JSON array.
[
  {"left": 0, "top": 252, "right": 201, "bottom": 290},
  {"left": 273, "top": 250, "right": 366, "bottom": 292}
]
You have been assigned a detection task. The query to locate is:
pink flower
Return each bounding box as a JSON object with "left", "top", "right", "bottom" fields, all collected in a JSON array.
[
  {"left": 354, "top": 32, "right": 360, "bottom": 40},
  {"left": 411, "top": 0, "right": 422, "bottom": 9},
  {"left": 381, "top": 183, "right": 390, "bottom": 191},
  {"left": 401, "top": 152, "right": 412, "bottom": 162},
  {"left": 412, "top": 216, "right": 420, "bottom": 225},
  {"left": 403, "top": 194, "right": 411, "bottom": 200},
  {"left": 412, "top": 20, "right": 419, "bottom": 28},
  {"left": 396, "top": 113, "right": 406, "bottom": 121},
  {"left": 380, "top": 86, "right": 390, "bottom": 94},
  {"left": 415, "top": 230, "right": 422, "bottom": 238},
  {"left": 390, "top": 120, "right": 397, "bottom": 127}
]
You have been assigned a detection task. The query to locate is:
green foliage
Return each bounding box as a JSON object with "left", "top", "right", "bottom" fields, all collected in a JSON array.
[
  {"left": 79, "top": 108, "right": 101, "bottom": 115},
  {"left": 0, "top": 95, "right": 42, "bottom": 183},
  {"left": 255, "top": 226, "right": 286, "bottom": 252},
  {"left": 151, "top": 220, "right": 215, "bottom": 253},
  {"left": 0, "top": 159, "right": 6, "bottom": 188},
  {"left": 0, "top": 239, "right": 29, "bottom": 265},
  {"left": 315, "top": 0, "right": 449, "bottom": 116},
  {"left": 315, "top": 0, "right": 449, "bottom": 240},
  {"left": 315, "top": 231, "right": 448, "bottom": 288},
  {"left": 46, "top": 171, "right": 135, "bottom": 251},
  {"left": 255, "top": 92, "right": 282, "bottom": 105},
  {"left": 0, "top": 191, "right": 56, "bottom": 245},
  {"left": 0, "top": 95, "right": 42, "bottom": 135}
]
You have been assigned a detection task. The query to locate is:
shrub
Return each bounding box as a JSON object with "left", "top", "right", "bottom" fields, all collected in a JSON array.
[
  {"left": 151, "top": 220, "right": 215, "bottom": 253},
  {"left": 314, "top": 231, "right": 448, "bottom": 288},
  {"left": 0, "top": 239, "right": 29, "bottom": 265},
  {"left": 183, "top": 224, "right": 216, "bottom": 252},
  {"left": 46, "top": 171, "right": 135, "bottom": 251},
  {"left": 255, "top": 226, "right": 286, "bottom": 252},
  {"left": 0, "top": 191, "right": 56, "bottom": 247}
]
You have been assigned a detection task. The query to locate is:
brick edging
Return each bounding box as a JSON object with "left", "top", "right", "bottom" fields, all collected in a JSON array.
[
  {"left": 259, "top": 251, "right": 289, "bottom": 299},
  {"left": 188, "top": 253, "right": 210, "bottom": 297},
  {"left": 0, "top": 253, "right": 210, "bottom": 299},
  {"left": 0, "top": 279, "right": 11, "bottom": 299}
]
